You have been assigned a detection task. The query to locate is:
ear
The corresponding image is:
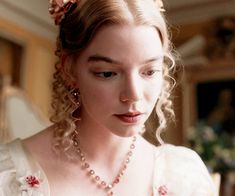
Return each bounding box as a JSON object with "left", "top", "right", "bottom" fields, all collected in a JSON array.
[{"left": 61, "top": 55, "right": 78, "bottom": 88}]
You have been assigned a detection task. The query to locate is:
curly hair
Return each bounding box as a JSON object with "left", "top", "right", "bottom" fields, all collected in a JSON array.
[{"left": 50, "top": 0, "right": 176, "bottom": 157}]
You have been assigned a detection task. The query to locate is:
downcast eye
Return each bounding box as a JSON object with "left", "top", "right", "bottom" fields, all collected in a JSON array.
[
  {"left": 145, "top": 70, "right": 156, "bottom": 76},
  {"left": 94, "top": 71, "right": 117, "bottom": 78},
  {"left": 143, "top": 69, "right": 161, "bottom": 77}
]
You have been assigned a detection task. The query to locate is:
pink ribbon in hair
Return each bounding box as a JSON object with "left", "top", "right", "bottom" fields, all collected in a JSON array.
[{"left": 49, "top": 0, "right": 77, "bottom": 25}]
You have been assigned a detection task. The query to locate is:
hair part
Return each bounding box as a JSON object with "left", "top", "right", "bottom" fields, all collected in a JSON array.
[{"left": 50, "top": 0, "right": 176, "bottom": 158}]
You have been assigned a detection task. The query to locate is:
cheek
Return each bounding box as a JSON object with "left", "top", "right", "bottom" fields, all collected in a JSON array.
[
  {"left": 79, "top": 82, "right": 118, "bottom": 112},
  {"left": 146, "top": 79, "right": 163, "bottom": 102},
  {"left": 76, "top": 72, "right": 105, "bottom": 102}
]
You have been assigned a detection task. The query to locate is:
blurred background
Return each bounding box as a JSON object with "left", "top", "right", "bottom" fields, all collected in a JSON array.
[{"left": 0, "top": 0, "right": 234, "bottom": 195}]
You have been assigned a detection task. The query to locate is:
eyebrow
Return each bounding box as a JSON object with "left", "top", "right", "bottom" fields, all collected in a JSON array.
[
  {"left": 87, "top": 54, "right": 163, "bottom": 65},
  {"left": 88, "top": 55, "right": 121, "bottom": 64}
]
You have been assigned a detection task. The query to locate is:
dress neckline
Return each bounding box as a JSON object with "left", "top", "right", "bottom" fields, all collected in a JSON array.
[{"left": 11, "top": 138, "right": 167, "bottom": 196}]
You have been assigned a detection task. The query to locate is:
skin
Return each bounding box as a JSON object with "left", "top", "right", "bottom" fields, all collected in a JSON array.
[
  {"left": 74, "top": 24, "right": 164, "bottom": 138},
  {"left": 23, "top": 24, "right": 164, "bottom": 196}
]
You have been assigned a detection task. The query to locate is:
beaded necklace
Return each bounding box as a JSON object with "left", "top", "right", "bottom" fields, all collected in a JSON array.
[{"left": 72, "top": 130, "right": 137, "bottom": 196}]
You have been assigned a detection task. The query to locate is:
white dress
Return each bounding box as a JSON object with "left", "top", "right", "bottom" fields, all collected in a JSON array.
[{"left": 0, "top": 139, "right": 216, "bottom": 196}]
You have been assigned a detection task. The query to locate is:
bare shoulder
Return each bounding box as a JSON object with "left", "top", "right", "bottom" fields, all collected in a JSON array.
[{"left": 22, "top": 125, "right": 56, "bottom": 162}]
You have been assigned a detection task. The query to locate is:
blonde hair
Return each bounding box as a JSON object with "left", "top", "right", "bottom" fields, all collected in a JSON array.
[{"left": 50, "top": 0, "right": 176, "bottom": 156}]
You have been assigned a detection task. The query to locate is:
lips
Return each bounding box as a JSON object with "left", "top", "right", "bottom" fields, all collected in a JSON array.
[{"left": 115, "top": 112, "right": 143, "bottom": 123}]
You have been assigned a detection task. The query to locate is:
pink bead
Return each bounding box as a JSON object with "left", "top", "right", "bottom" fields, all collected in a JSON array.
[
  {"left": 72, "top": 134, "right": 137, "bottom": 192},
  {"left": 95, "top": 176, "right": 100, "bottom": 181},
  {"left": 101, "top": 181, "right": 106, "bottom": 186},
  {"left": 114, "top": 178, "right": 120, "bottom": 184},
  {"left": 89, "top": 170, "right": 95, "bottom": 175},
  {"left": 84, "top": 163, "right": 90, "bottom": 168}
]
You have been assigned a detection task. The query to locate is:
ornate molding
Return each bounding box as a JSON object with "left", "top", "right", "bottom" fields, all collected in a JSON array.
[
  {"left": 168, "top": 0, "right": 235, "bottom": 25},
  {"left": 0, "top": 0, "right": 57, "bottom": 41},
  {"left": 205, "top": 17, "right": 235, "bottom": 60}
]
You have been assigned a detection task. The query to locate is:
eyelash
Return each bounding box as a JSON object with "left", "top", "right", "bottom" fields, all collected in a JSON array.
[
  {"left": 93, "top": 68, "right": 162, "bottom": 79},
  {"left": 94, "top": 71, "right": 117, "bottom": 78},
  {"left": 142, "top": 69, "right": 162, "bottom": 77}
]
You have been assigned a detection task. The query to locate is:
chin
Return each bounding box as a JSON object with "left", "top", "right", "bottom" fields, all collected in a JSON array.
[{"left": 110, "top": 125, "right": 142, "bottom": 138}]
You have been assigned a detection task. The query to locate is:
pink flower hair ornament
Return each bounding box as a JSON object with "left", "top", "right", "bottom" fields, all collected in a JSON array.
[
  {"left": 49, "top": 0, "right": 165, "bottom": 25},
  {"left": 48, "top": 0, "right": 78, "bottom": 25}
]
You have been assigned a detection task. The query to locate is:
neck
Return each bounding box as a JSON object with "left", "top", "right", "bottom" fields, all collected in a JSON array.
[
  {"left": 73, "top": 118, "right": 140, "bottom": 192},
  {"left": 76, "top": 119, "right": 136, "bottom": 166}
]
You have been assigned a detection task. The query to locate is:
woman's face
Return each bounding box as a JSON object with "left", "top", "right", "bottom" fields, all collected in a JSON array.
[{"left": 74, "top": 25, "right": 164, "bottom": 137}]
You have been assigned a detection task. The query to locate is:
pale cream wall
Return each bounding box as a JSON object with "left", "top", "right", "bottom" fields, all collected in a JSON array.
[{"left": 0, "top": 16, "right": 56, "bottom": 119}]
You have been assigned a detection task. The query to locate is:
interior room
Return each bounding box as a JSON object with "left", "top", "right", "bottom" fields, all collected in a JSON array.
[{"left": 0, "top": 0, "right": 234, "bottom": 195}]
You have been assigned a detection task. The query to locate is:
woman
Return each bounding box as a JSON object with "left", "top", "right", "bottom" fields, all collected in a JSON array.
[{"left": 0, "top": 0, "right": 216, "bottom": 195}]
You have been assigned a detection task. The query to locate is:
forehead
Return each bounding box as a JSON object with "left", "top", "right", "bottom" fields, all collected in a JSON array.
[{"left": 78, "top": 25, "right": 163, "bottom": 64}]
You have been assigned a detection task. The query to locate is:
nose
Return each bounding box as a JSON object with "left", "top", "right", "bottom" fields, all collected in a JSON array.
[{"left": 119, "top": 74, "right": 143, "bottom": 103}]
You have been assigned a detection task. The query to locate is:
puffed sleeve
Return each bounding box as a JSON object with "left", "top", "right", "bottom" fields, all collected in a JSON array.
[
  {"left": 153, "top": 144, "right": 216, "bottom": 196},
  {"left": 0, "top": 140, "right": 50, "bottom": 196},
  {"left": 0, "top": 143, "right": 19, "bottom": 196}
]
